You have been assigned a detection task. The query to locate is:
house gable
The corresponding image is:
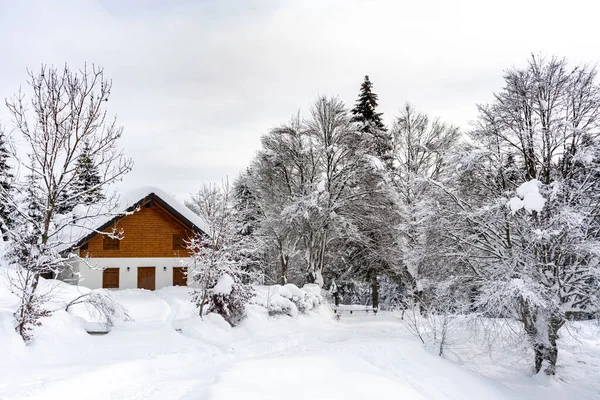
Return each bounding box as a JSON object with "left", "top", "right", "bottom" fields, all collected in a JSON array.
[{"left": 80, "top": 198, "right": 196, "bottom": 258}]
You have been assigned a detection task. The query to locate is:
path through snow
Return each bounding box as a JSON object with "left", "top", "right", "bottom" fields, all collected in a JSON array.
[{"left": 0, "top": 288, "right": 598, "bottom": 399}]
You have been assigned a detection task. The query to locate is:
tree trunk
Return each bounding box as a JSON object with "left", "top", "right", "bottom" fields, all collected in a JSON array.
[
  {"left": 533, "top": 314, "right": 563, "bottom": 375},
  {"left": 279, "top": 252, "right": 288, "bottom": 285},
  {"left": 521, "top": 302, "right": 563, "bottom": 376},
  {"left": 370, "top": 272, "right": 379, "bottom": 312},
  {"left": 198, "top": 281, "right": 209, "bottom": 317}
]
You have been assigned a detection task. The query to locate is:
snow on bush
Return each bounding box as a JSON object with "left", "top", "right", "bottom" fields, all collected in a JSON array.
[
  {"left": 253, "top": 284, "right": 323, "bottom": 317},
  {"left": 212, "top": 274, "right": 234, "bottom": 295},
  {"left": 208, "top": 280, "right": 253, "bottom": 327},
  {"left": 507, "top": 179, "right": 546, "bottom": 213}
]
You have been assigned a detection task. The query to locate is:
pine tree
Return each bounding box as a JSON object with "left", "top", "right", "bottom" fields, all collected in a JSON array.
[
  {"left": 351, "top": 75, "right": 385, "bottom": 129},
  {"left": 348, "top": 78, "right": 398, "bottom": 307},
  {"left": 351, "top": 75, "right": 393, "bottom": 166},
  {"left": 24, "top": 162, "right": 43, "bottom": 230},
  {"left": 0, "top": 130, "right": 14, "bottom": 240},
  {"left": 55, "top": 185, "right": 75, "bottom": 215},
  {"left": 231, "top": 169, "right": 265, "bottom": 282},
  {"left": 72, "top": 142, "right": 105, "bottom": 206}
]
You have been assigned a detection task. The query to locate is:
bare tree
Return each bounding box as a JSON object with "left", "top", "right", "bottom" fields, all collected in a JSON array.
[
  {"left": 441, "top": 55, "right": 600, "bottom": 375},
  {"left": 3, "top": 64, "right": 132, "bottom": 340},
  {"left": 250, "top": 114, "right": 317, "bottom": 284},
  {"left": 390, "top": 104, "right": 461, "bottom": 313}
]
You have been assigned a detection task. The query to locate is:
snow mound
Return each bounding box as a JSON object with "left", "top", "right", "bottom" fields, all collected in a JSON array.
[
  {"left": 212, "top": 274, "right": 234, "bottom": 295},
  {"left": 111, "top": 289, "right": 171, "bottom": 323},
  {"left": 253, "top": 284, "right": 323, "bottom": 317},
  {"left": 508, "top": 179, "right": 546, "bottom": 213}
]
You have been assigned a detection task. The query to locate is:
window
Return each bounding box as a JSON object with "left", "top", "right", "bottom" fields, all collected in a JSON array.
[
  {"left": 81, "top": 243, "right": 89, "bottom": 250},
  {"left": 173, "top": 234, "right": 186, "bottom": 250},
  {"left": 103, "top": 236, "right": 120, "bottom": 250}
]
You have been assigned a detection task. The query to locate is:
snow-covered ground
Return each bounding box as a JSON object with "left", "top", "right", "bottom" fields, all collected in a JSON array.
[{"left": 0, "top": 282, "right": 599, "bottom": 399}]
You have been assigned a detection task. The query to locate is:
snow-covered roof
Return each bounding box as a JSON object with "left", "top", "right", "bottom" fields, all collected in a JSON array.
[
  {"left": 121, "top": 186, "right": 210, "bottom": 234},
  {"left": 58, "top": 186, "right": 209, "bottom": 253}
]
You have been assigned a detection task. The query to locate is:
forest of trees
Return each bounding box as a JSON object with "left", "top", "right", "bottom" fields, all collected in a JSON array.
[
  {"left": 189, "top": 56, "right": 600, "bottom": 375},
  {"left": 0, "top": 55, "right": 598, "bottom": 376}
]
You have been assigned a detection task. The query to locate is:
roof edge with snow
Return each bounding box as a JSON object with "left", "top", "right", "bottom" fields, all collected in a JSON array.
[{"left": 64, "top": 188, "right": 208, "bottom": 253}]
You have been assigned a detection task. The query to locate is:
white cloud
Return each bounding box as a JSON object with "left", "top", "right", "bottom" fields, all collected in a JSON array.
[{"left": 0, "top": 0, "right": 598, "bottom": 198}]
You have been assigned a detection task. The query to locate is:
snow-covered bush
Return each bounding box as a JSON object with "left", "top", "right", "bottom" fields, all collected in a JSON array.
[
  {"left": 302, "top": 284, "right": 323, "bottom": 310},
  {"left": 253, "top": 284, "right": 323, "bottom": 317},
  {"left": 207, "top": 274, "right": 253, "bottom": 326}
]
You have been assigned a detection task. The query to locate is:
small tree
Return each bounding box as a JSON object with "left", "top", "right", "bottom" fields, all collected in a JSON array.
[
  {"left": 230, "top": 169, "right": 266, "bottom": 282},
  {"left": 65, "top": 289, "right": 131, "bottom": 328},
  {"left": 72, "top": 141, "right": 106, "bottom": 206},
  {"left": 0, "top": 127, "right": 14, "bottom": 240},
  {"left": 351, "top": 75, "right": 393, "bottom": 166},
  {"left": 186, "top": 181, "right": 254, "bottom": 326}
]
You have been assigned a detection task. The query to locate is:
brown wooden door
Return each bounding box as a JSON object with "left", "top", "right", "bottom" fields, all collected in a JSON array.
[
  {"left": 102, "top": 268, "right": 120, "bottom": 289},
  {"left": 137, "top": 267, "right": 156, "bottom": 290},
  {"left": 173, "top": 267, "right": 188, "bottom": 286}
]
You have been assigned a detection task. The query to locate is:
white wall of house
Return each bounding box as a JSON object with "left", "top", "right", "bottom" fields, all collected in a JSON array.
[{"left": 63, "top": 257, "right": 190, "bottom": 290}]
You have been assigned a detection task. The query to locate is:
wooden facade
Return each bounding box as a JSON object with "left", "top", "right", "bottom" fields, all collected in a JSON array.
[{"left": 80, "top": 199, "right": 195, "bottom": 258}]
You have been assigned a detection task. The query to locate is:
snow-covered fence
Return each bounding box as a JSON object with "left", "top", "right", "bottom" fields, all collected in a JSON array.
[{"left": 333, "top": 304, "right": 379, "bottom": 317}]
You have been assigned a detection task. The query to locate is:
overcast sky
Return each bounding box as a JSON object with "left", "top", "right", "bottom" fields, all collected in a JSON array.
[{"left": 0, "top": 0, "right": 598, "bottom": 200}]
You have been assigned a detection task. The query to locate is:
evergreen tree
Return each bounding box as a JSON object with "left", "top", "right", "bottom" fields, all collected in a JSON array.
[
  {"left": 351, "top": 75, "right": 385, "bottom": 129},
  {"left": 186, "top": 182, "right": 254, "bottom": 325},
  {"left": 24, "top": 160, "right": 43, "bottom": 229},
  {"left": 231, "top": 169, "right": 265, "bottom": 282},
  {"left": 55, "top": 184, "right": 75, "bottom": 215},
  {"left": 347, "top": 78, "right": 399, "bottom": 307},
  {"left": 0, "top": 130, "right": 14, "bottom": 240},
  {"left": 233, "top": 168, "right": 262, "bottom": 236},
  {"left": 72, "top": 142, "right": 105, "bottom": 206},
  {"left": 351, "top": 75, "right": 393, "bottom": 166}
]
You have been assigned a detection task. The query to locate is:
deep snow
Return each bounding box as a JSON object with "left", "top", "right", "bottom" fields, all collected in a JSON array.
[{"left": 0, "top": 282, "right": 599, "bottom": 399}]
